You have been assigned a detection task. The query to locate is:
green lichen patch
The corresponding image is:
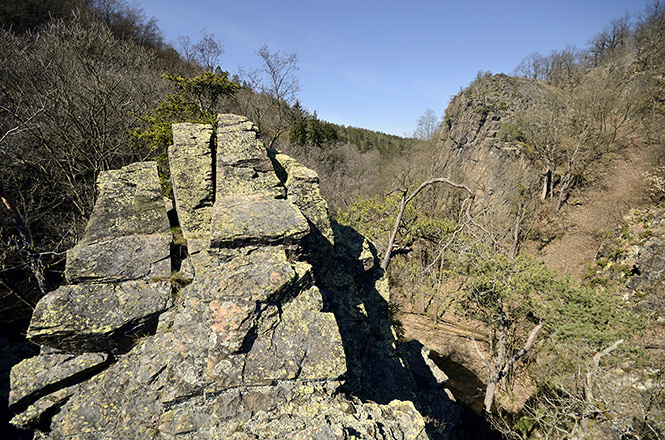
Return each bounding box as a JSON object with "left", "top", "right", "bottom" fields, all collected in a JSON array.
[
  {"left": 210, "top": 195, "right": 309, "bottom": 248},
  {"left": 169, "top": 123, "right": 214, "bottom": 240},
  {"left": 84, "top": 162, "right": 170, "bottom": 241}
]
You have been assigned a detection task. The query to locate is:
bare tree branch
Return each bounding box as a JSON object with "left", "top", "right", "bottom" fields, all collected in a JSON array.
[{"left": 380, "top": 177, "right": 475, "bottom": 271}]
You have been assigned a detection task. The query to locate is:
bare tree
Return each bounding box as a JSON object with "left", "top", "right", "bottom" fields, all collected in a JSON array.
[
  {"left": 413, "top": 108, "right": 441, "bottom": 141},
  {"left": 194, "top": 30, "right": 223, "bottom": 71},
  {"left": 475, "top": 324, "right": 542, "bottom": 415},
  {"left": 380, "top": 177, "right": 476, "bottom": 271},
  {"left": 175, "top": 35, "right": 196, "bottom": 64},
  {"left": 588, "top": 13, "right": 632, "bottom": 66},
  {"left": 235, "top": 44, "right": 301, "bottom": 147},
  {"left": 0, "top": 15, "right": 167, "bottom": 322},
  {"left": 513, "top": 52, "right": 547, "bottom": 80},
  {"left": 255, "top": 44, "right": 300, "bottom": 106}
]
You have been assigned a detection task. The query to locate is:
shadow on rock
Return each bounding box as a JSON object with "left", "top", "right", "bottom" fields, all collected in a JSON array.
[
  {"left": 0, "top": 338, "right": 38, "bottom": 440},
  {"left": 310, "top": 220, "right": 463, "bottom": 439}
]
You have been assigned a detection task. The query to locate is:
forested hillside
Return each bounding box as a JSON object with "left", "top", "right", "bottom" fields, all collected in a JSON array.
[
  {"left": 2, "top": 0, "right": 665, "bottom": 439},
  {"left": 338, "top": 3, "right": 665, "bottom": 438}
]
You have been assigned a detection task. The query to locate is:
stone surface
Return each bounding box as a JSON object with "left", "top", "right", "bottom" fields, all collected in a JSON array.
[
  {"left": 10, "top": 384, "right": 80, "bottom": 430},
  {"left": 216, "top": 114, "right": 284, "bottom": 199},
  {"left": 630, "top": 237, "right": 665, "bottom": 292},
  {"left": 169, "top": 123, "right": 214, "bottom": 240},
  {"left": 272, "top": 152, "right": 335, "bottom": 244},
  {"left": 83, "top": 161, "right": 170, "bottom": 241},
  {"left": 210, "top": 194, "right": 309, "bottom": 248},
  {"left": 9, "top": 353, "right": 109, "bottom": 411},
  {"left": 64, "top": 233, "right": 171, "bottom": 283},
  {"left": 242, "top": 286, "right": 346, "bottom": 383},
  {"left": 27, "top": 281, "right": 172, "bottom": 352}
]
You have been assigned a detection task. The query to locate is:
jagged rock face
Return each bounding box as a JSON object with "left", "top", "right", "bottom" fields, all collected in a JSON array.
[
  {"left": 168, "top": 122, "right": 214, "bottom": 241},
  {"left": 28, "top": 162, "right": 173, "bottom": 353},
  {"left": 438, "top": 74, "right": 546, "bottom": 238},
  {"left": 10, "top": 115, "right": 460, "bottom": 439},
  {"left": 594, "top": 207, "right": 665, "bottom": 322}
]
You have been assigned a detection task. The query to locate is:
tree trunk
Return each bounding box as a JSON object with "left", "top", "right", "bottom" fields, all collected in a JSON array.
[
  {"left": 483, "top": 380, "right": 498, "bottom": 415},
  {"left": 541, "top": 169, "right": 551, "bottom": 200},
  {"left": 556, "top": 174, "right": 570, "bottom": 211},
  {"left": 482, "top": 323, "right": 542, "bottom": 416}
]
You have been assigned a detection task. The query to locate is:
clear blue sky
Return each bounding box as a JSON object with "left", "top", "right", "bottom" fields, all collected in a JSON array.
[{"left": 137, "top": 0, "right": 645, "bottom": 136}]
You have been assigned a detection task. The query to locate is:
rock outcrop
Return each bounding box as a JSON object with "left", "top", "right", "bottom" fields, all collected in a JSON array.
[
  {"left": 437, "top": 74, "right": 547, "bottom": 240},
  {"left": 9, "top": 115, "right": 461, "bottom": 439}
]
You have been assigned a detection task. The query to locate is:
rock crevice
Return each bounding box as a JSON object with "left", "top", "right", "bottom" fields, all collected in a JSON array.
[{"left": 10, "top": 115, "right": 461, "bottom": 439}]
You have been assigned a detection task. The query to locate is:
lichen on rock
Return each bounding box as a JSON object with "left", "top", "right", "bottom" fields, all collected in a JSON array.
[
  {"left": 27, "top": 280, "right": 172, "bottom": 352},
  {"left": 271, "top": 151, "right": 335, "bottom": 245},
  {"left": 10, "top": 114, "right": 461, "bottom": 439},
  {"left": 210, "top": 194, "right": 309, "bottom": 249},
  {"left": 169, "top": 122, "right": 215, "bottom": 241}
]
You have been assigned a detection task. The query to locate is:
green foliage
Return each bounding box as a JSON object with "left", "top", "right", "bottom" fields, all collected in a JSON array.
[
  {"left": 287, "top": 109, "right": 412, "bottom": 156},
  {"left": 288, "top": 102, "right": 308, "bottom": 146},
  {"left": 542, "top": 283, "right": 638, "bottom": 349},
  {"left": 337, "top": 189, "right": 457, "bottom": 252},
  {"left": 499, "top": 118, "right": 527, "bottom": 144},
  {"left": 457, "top": 251, "right": 639, "bottom": 351},
  {"left": 338, "top": 125, "right": 410, "bottom": 156},
  {"left": 130, "top": 71, "right": 240, "bottom": 195},
  {"left": 461, "top": 253, "right": 547, "bottom": 328},
  {"left": 336, "top": 194, "right": 402, "bottom": 244},
  {"left": 163, "top": 71, "right": 239, "bottom": 114}
]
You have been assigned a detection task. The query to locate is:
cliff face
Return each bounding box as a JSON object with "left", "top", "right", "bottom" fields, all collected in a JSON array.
[
  {"left": 437, "top": 74, "right": 547, "bottom": 242},
  {"left": 9, "top": 115, "right": 461, "bottom": 439}
]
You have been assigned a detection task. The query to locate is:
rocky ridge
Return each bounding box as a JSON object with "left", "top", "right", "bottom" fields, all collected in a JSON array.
[{"left": 9, "top": 115, "right": 461, "bottom": 439}]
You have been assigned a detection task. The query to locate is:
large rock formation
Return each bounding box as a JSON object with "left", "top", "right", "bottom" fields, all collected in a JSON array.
[
  {"left": 9, "top": 115, "right": 461, "bottom": 439},
  {"left": 437, "top": 74, "right": 547, "bottom": 240}
]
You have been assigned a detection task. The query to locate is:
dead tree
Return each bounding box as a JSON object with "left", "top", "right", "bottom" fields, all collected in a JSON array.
[
  {"left": 475, "top": 323, "right": 543, "bottom": 415},
  {"left": 380, "top": 177, "right": 475, "bottom": 271}
]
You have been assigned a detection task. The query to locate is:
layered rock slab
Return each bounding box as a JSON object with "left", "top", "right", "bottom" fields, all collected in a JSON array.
[
  {"left": 64, "top": 233, "right": 171, "bottom": 283},
  {"left": 210, "top": 194, "right": 309, "bottom": 248},
  {"left": 27, "top": 280, "right": 172, "bottom": 352},
  {"left": 64, "top": 161, "right": 171, "bottom": 283},
  {"left": 28, "top": 161, "right": 173, "bottom": 353},
  {"left": 80, "top": 161, "right": 170, "bottom": 241},
  {"left": 9, "top": 352, "right": 109, "bottom": 411},
  {"left": 169, "top": 122, "right": 214, "bottom": 240},
  {"left": 216, "top": 114, "right": 284, "bottom": 199}
]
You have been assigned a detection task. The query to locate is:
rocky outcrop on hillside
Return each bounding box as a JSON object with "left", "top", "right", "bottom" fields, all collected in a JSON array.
[
  {"left": 437, "top": 74, "right": 547, "bottom": 241},
  {"left": 9, "top": 115, "right": 461, "bottom": 439},
  {"left": 592, "top": 206, "right": 665, "bottom": 325}
]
